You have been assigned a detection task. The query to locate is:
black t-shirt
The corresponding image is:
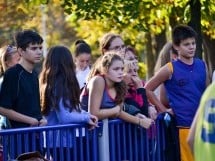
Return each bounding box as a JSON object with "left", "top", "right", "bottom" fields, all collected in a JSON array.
[{"left": 0, "top": 64, "right": 42, "bottom": 128}]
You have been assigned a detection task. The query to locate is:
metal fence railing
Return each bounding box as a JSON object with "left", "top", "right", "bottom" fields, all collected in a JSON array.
[{"left": 0, "top": 113, "right": 176, "bottom": 161}]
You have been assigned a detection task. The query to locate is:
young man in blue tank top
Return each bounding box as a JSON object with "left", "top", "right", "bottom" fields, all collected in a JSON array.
[{"left": 145, "top": 24, "right": 209, "bottom": 161}]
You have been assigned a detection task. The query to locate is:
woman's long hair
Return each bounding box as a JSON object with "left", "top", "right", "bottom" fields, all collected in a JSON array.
[{"left": 39, "top": 45, "right": 81, "bottom": 115}]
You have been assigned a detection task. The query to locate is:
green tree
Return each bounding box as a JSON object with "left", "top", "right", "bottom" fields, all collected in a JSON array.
[
  {"left": 0, "top": 0, "right": 77, "bottom": 50},
  {"left": 2, "top": 0, "right": 215, "bottom": 79},
  {"left": 60, "top": 0, "right": 215, "bottom": 78}
]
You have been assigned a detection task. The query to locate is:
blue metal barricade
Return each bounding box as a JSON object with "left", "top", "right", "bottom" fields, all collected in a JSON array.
[
  {"left": 107, "top": 118, "right": 165, "bottom": 161},
  {"left": 0, "top": 114, "right": 175, "bottom": 161},
  {"left": 0, "top": 123, "right": 101, "bottom": 161}
]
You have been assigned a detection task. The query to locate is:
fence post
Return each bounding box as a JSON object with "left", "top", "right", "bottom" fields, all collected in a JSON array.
[{"left": 98, "top": 119, "right": 110, "bottom": 161}]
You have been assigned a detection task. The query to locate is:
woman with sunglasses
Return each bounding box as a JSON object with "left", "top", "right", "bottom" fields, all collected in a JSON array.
[{"left": 0, "top": 45, "right": 20, "bottom": 86}]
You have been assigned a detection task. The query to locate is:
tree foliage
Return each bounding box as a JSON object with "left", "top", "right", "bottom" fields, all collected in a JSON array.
[
  {"left": 0, "top": 0, "right": 77, "bottom": 49},
  {"left": 60, "top": 0, "right": 215, "bottom": 77},
  {"left": 1, "top": 0, "right": 215, "bottom": 78}
]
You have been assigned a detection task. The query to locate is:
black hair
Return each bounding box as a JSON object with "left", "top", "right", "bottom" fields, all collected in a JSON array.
[
  {"left": 74, "top": 39, "right": 91, "bottom": 57},
  {"left": 14, "top": 29, "right": 43, "bottom": 50},
  {"left": 172, "top": 24, "right": 197, "bottom": 46}
]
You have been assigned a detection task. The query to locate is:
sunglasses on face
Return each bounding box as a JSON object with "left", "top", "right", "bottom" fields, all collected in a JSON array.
[{"left": 6, "top": 45, "right": 17, "bottom": 54}]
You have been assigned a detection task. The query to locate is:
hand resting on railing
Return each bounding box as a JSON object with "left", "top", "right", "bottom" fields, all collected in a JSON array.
[
  {"left": 118, "top": 109, "right": 154, "bottom": 129},
  {"left": 87, "top": 114, "right": 99, "bottom": 130}
]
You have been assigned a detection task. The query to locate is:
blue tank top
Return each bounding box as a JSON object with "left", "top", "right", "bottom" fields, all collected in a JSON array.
[
  {"left": 80, "top": 79, "right": 116, "bottom": 111},
  {"left": 164, "top": 58, "right": 206, "bottom": 127}
]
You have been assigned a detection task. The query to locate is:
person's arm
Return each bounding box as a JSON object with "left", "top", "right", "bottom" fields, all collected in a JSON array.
[
  {"left": 187, "top": 105, "right": 200, "bottom": 154},
  {"left": 88, "top": 76, "right": 121, "bottom": 120},
  {"left": 0, "top": 107, "right": 39, "bottom": 126},
  {"left": 148, "top": 105, "right": 158, "bottom": 120},
  {"left": 56, "top": 100, "right": 91, "bottom": 124},
  {"left": 144, "top": 65, "right": 171, "bottom": 113},
  {"left": 53, "top": 99, "right": 98, "bottom": 128},
  {"left": 118, "top": 110, "right": 154, "bottom": 129},
  {"left": 39, "top": 117, "right": 47, "bottom": 126}
]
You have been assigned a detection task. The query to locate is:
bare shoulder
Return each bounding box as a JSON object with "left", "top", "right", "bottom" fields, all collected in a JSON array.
[
  {"left": 145, "top": 64, "right": 172, "bottom": 90},
  {"left": 157, "top": 63, "right": 173, "bottom": 79},
  {"left": 88, "top": 75, "right": 105, "bottom": 89}
]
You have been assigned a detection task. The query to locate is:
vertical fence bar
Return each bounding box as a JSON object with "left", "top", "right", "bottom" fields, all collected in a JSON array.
[
  {"left": 98, "top": 119, "right": 110, "bottom": 161},
  {"left": 92, "top": 128, "right": 99, "bottom": 161}
]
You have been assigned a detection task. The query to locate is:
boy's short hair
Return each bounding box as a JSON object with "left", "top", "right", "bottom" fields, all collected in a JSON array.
[
  {"left": 172, "top": 24, "right": 197, "bottom": 46},
  {"left": 14, "top": 29, "right": 43, "bottom": 50}
]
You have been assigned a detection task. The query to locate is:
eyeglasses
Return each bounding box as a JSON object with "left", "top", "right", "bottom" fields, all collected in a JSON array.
[
  {"left": 6, "top": 45, "right": 17, "bottom": 54},
  {"left": 108, "top": 44, "right": 126, "bottom": 51}
]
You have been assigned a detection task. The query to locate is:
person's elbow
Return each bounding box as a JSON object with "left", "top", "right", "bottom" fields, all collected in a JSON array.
[{"left": 0, "top": 107, "right": 11, "bottom": 117}]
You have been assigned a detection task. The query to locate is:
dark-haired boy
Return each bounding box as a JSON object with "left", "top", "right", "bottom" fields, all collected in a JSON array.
[
  {"left": 0, "top": 29, "right": 46, "bottom": 128},
  {"left": 145, "top": 24, "right": 209, "bottom": 161}
]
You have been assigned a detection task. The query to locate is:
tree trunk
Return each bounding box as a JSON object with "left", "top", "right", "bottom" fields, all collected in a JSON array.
[
  {"left": 154, "top": 30, "right": 167, "bottom": 61},
  {"left": 188, "top": 0, "right": 202, "bottom": 59},
  {"left": 145, "top": 32, "right": 155, "bottom": 79}
]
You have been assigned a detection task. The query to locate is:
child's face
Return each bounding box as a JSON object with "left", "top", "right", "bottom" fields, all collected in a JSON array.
[
  {"left": 123, "top": 65, "right": 138, "bottom": 87},
  {"left": 124, "top": 50, "right": 139, "bottom": 69},
  {"left": 175, "top": 37, "right": 196, "bottom": 59},
  {"left": 106, "top": 60, "right": 124, "bottom": 83},
  {"left": 124, "top": 50, "right": 137, "bottom": 61},
  {"left": 75, "top": 53, "right": 91, "bottom": 71},
  {"left": 21, "top": 43, "right": 43, "bottom": 64}
]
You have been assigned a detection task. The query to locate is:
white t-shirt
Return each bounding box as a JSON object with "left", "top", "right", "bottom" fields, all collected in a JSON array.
[{"left": 76, "top": 66, "right": 90, "bottom": 89}]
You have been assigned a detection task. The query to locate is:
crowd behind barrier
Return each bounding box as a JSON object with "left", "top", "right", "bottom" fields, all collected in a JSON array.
[{"left": 0, "top": 113, "right": 175, "bottom": 161}]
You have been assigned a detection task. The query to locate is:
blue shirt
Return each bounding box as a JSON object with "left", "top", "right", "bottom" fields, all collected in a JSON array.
[
  {"left": 80, "top": 83, "right": 116, "bottom": 111},
  {"left": 164, "top": 58, "right": 206, "bottom": 127},
  {"left": 45, "top": 98, "right": 90, "bottom": 147}
]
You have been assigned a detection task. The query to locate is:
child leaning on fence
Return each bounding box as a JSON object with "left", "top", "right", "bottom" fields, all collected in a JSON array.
[
  {"left": 123, "top": 60, "right": 157, "bottom": 120},
  {"left": 39, "top": 45, "right": 98, "bottom": 161},
  {"left": 80, "top": 52, "right": 154, "bottom": 129}
]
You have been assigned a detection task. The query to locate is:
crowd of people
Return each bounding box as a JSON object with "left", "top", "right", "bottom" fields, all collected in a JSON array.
[{"left": 0, "top": 24, "right": 214, "bottom": 161}]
